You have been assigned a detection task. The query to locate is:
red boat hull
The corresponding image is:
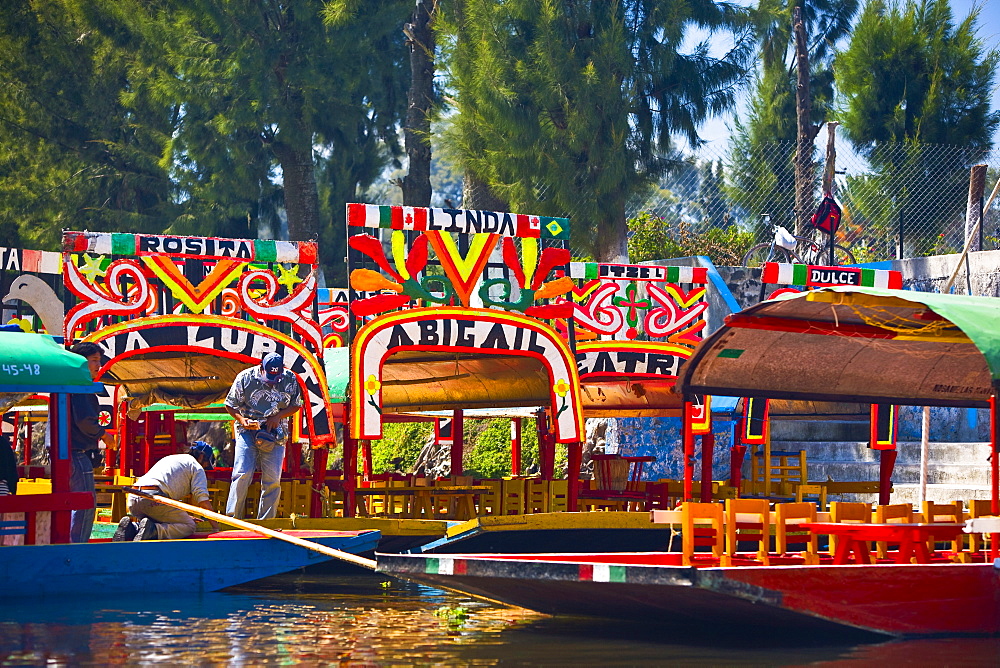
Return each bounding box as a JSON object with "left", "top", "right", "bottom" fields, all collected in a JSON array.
[{"left": 377, "top": 552, "right": 1000, "bottom": 637}]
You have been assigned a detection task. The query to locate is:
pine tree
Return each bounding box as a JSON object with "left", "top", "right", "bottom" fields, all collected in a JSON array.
[
  {"left": 437, "top": 0, "right": 753, "bottom": 262},
  {"left": 836, "top": 0, "right": 1000, "bottom": 252},
  {"left": 0, "top": 0, "right": 174, "bottom": 249}
]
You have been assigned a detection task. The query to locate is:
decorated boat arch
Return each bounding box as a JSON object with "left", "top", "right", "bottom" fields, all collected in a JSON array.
[
  {"left": 339, "top": 203, "right": 713, "bottom": 515},
  {"left": 53, "top": 230, "right": 338, "bottom": 514}
]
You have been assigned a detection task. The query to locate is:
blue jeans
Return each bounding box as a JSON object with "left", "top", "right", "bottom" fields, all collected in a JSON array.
[
  {"left": 69, "top": 451, "right": 96, "bottom": 543},
  {"left": 225, "top": 429, "right": 285, "bottom": 519}
]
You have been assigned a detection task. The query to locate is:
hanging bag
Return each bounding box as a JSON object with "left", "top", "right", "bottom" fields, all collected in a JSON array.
[{"left": 810, "top": 194, "right": 842, "bottom": 235}]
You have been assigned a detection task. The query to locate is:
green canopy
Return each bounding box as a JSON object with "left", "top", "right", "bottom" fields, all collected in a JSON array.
[
  {"left": 325, "top": 346, "right": 349, "bottom": 404},
  {"left": 0, "top": 332, "right": 99, "bottom": 393},
  {"left": 679, "top": 287, "right": 1000, "bottom": 408}
]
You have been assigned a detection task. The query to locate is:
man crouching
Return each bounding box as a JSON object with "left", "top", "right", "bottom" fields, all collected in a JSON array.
[{"left": 113, "top": 442, "right": 221, "bottom": 541}]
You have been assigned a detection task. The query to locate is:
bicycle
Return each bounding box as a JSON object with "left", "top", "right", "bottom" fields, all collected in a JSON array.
[{"left": 742, "top": 215, "right": 856, "bottom": 268}]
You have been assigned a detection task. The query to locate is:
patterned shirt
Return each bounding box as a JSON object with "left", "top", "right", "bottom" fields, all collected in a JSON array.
[{"left": 225, "top": 366, "right": 302, "bottom": 437}]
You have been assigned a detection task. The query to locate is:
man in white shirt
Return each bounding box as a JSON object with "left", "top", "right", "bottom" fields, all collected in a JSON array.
[{"left": 113, "top": 441, "right": 221, "bottom": 541}]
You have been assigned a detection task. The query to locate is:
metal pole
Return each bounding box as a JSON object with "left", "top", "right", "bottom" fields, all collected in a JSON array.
[
  {"left": 898, "top": 209, "right": 904, "bottom": 260},
  {"left": 919, "top": 406, "right": 930, "bottom": 505}
]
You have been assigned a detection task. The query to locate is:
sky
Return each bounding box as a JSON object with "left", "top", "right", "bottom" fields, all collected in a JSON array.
[{"left": 698, "top": 0, "right": 1000, "bottom": 148}]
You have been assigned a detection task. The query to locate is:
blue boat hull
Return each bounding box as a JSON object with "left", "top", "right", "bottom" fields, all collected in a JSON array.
[{"left": 1, "top": 531, "right": 380, "bottom": 597}]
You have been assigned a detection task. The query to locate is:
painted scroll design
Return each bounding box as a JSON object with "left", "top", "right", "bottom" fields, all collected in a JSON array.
[
  {"left": 347, "top": 230, "right": 573, "bottom": 319},
  {"left": 64, "top": 257, "right": 150, "bottom": 339},
  {"left": 238, "top": 269, "right": 323, "bottom": 353},
  {"left": 568, "top": 264, "right": 708, "bottom": 347}
]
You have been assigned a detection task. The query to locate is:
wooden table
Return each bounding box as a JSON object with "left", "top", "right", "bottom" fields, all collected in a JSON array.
[
  {"left": 353, "top": 486, "right": 491, "bottom": 520},
  {"left": 802, "top": 522, "right": 966, "bottom": 565}
]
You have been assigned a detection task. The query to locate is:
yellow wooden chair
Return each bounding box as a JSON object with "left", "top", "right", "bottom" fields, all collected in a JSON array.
[
  {"left": 967, "top": 499, "right": 995, "bottom": 555},
  {"left": 774, "top": 501, "right": 819, "bottom": 564},
  {"left": 723, "top": 498, "right": 770, "bottom": 566},
  {"left": 922, "top": 500, "right": 965, "bottom": 560},
  {"left": 795, "top": 483, "right": 828, "bottom": 511},
  {"left": 829, "top": 502, "right": 872, "bottom": 556},
  {"left": 681, "top": 502, "right": 725, "bottom": 567},
  {"left": 525, "top": 479, "right": 550, "bottom": 514},
  {"left": 501, "top": 478, "right": 526, "bottom": 516},
  {"left": 476, "top": 479, "right": 502, "bottom": 516},
  {"left": 548, "top": 480, "right": 569, "bottom": 513},
  {"left": 874, "top": 503, "right": 914, "bottom": 559}
]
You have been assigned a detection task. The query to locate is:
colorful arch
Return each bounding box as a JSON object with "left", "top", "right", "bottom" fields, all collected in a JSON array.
[
  {"left": 350, "top": 307, "right": 584, "bottom": 442},
  {"left": 82, "top": 314, "right": 337, "bottom": 445}
]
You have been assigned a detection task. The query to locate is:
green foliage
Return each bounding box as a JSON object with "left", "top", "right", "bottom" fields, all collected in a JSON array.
[
  {"left": 438, "top": 0, "right": 752, "bottom": 262},
  {"left": 463, "top": 418, "right": 539, "bottom": 479},
  {"left": 0, "top": 1, "right": 175, "bottom": 249},
  {"left": 371, "top": 421, "right": 432, "bottom": 474},
  {"left": 836, "top": 0, "right": 1000, "bottom": 249},
  {"left": 628, "top": 212, "right": 756, "bottom": 266},
  {"left": 837, "top": 0, "right": 999, "bottom": 149}
]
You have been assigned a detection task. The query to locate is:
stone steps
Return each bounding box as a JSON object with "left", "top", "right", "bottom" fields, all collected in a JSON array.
[{"left": 766, "top": 440, "right": 994, "bottom": 504}]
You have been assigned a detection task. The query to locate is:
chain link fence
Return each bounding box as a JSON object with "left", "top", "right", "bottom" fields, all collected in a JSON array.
[{"left": 620, "top": 136, "right": 1000, "bottom": 265}]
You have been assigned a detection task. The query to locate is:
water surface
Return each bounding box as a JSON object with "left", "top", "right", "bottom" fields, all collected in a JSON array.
[{"left": 3, "top": 571, "right": 998, "bottom": 666}]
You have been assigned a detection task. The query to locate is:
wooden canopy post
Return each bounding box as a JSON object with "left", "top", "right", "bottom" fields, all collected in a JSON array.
[
  {"left": 49, "top": 394, "right": 72, "bottom": 543},
  {"left": 682, "top": 400, "right": 695, "bottom": 502},
  {"left": 361, "top": 439, "right": 373, "bottom": 479},
  {"left": 310, "top": 446, "right": 328, "bottom": 517},
  {"left": 991, "top": 391, "right": 999, "bottom": 561},
  {"left": 878, "top": 450, "right": 897, "bottom": 507},
  {"left": 511, "top": 417, "right": 522, "bottom": 477},
  {"left": 537, "top": 410, "right": 555, "bottom": 480},
  {"left": 871, "top": 403, "right": 899, "bottom": 506},
  {"left": 700, "top": 432, "right": 715, "bottom": 503},
  {"left": 566, "top": 442, "right": 582, "bottom": 511},
  {"left": 342, "top": 436, "right": 358, "bottom": 518},
  {"left": 450, "top": 409, "right": 464, "bottom": 476}
]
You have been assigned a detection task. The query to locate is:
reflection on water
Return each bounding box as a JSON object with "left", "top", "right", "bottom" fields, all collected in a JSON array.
[{"left": 2, "top": 571, "right": 999, "bottom": 666}]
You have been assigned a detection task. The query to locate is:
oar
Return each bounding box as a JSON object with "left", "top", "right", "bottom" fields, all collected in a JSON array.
[{"left": 123, "top": 487, "right": 377, "bottom": 570}]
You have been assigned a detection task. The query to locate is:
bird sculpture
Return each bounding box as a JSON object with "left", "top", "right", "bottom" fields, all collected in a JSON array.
[{"left": 2, "top": 274, "right": 64, "bottom": 335}]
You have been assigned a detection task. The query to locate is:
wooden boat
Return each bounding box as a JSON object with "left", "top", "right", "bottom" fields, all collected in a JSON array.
[
  {"left": 2, "top": 529, "right": 380, "bottom": 597},
  {"left": 376, "top": 549, "right": 999, "bottom": 637},
  {"left": 0, "top": 331, "right": 381, "bottom": 597},
  {"left": 379, "top": 288, "right": 1000, "bottom": 637}
]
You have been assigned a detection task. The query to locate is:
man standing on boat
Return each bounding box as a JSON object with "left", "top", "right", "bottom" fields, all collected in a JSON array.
[
  {"left": 114, "top": 441, "right": 221, "bottom": 541},
  {"left": 67, "top": 342, "right": 116, "bottom": 543},
  {"left": 224, "top": 353, "right": 302, "bottom": 519}
]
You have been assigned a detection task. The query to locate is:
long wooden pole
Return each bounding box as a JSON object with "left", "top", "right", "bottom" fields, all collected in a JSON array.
[{"left": 124, "top": 488, "right": 377, "bottom": 570}]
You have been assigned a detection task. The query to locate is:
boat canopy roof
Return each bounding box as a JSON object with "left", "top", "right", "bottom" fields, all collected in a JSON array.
[
  {"left": 678, "top": 287, "right": 1000, "bottom": 408},
  {"left": 0, "top": 332, "right": 98, "bottom": 394}
]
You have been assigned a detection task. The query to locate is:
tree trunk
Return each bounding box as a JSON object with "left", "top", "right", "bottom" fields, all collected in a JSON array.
[
  {"left": 462, "top": 171, "right": 508, "bottom": 211},
  {"left": 793, "top": 6, "right": 816, "bottom": 235},
  {"left": 402, "top": 0, "right": 434, "bottom": 207},
  {"left": 593, "top": 198, "right": 629, "bottom": 263},
  {"left": 272, "top": 134, "right": 321, "bottom": 243}
]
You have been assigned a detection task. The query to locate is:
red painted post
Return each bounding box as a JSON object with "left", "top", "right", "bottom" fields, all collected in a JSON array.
[
  {"left": 566, "top": 442, "right": 582, "bottom": 511},
  {"left": 991, "top": 392, "right": 999, "bottom": 560},
  {"left": 342, "top": 436, "right": 357, "bottom": 518},
  {"left": 537, "top": 411, "right": 554, "bottom": 480},
  {"left": 700, "top": 431, "right": 714, "bottom": 503},
  {"left": 878, "top": 450, "right": 897, "bottom": 506},
  {"left": 510, "top": 417, "right": 522, "bottom": 476},
  {"left": 310, "top": 447, "right": 328, "bottom": 517},
  {"left": 361, "top": 439, "right": 373, "bottom": 479},
  {"left": 682, "top": 401, "right": 694, "bottom": 502},
  {"left": 50, "top": 394, "right": 71, "bottom": 544},
  {"left": 451, "top": 409, "right": 464, "bottom": 475}
]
